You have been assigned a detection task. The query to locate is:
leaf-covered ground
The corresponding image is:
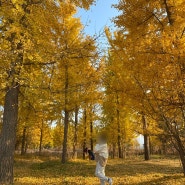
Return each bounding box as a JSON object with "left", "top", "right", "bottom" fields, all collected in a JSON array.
[{"left": 14, "top": 155, "right": 185, "bottom": 185}]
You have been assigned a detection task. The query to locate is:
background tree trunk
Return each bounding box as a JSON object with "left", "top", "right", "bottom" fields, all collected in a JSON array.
[
  {"left": 142, "top": 114, "right": 150, "bottom": 160},
  {"left": 0, "top": 85, "right": 19, "bottom": 184},
  {"left": 174, "top": 135, "right": 185, "bottom": 175},
  {"left": 21, "top": 127, "right": 27, "bottom": 155},
  {"left": 113, "top": 143, "right": 116, "bottom": 159},
  {"left": 62, "top": 65, "right": 69, "bottom": 163},
  {"left": 73, "top": 106, "right": 78, "bottom": 159},
  {"left": 117, "top": 94, "right": 122, "bottom": 158},
  {"left": 90, "top": 120, "right": 93, "bottom": 151},
  {"left": 39, "top": 120, "right": 44, "bottom": 155},
  {"left": 62, "top": 109, "right": 69, "bottom": 163},
  {"left": 83, "top": 109, "right": 87, "bottom": 160}
]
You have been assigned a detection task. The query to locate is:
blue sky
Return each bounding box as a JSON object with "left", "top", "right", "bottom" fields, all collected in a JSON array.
[{"left": 76, "top": 0, "right": 119, "bottom": 37}]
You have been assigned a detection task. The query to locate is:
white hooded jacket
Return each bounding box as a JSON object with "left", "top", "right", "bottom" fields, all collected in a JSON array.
[{"left": 94, "top": 143, "right": 108, "bottom": 159}]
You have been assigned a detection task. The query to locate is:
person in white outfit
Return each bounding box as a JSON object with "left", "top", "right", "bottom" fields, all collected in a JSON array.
[{"left": 94, "top": 133, "right": 113, "bottom": 185}]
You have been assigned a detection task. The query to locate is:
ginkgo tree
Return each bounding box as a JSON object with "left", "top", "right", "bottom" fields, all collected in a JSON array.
[
  {"left": 0, "top": 0, "right": 97, "bottom": 184},
  {"left": 102, "top": 49, "right": 139, "bottom": 159},
  {"left": 107, "top": 0, "right": 185, "bottom": 174},
  {"left": 47, "top": 5, "right": 98, "bottom": 161}
]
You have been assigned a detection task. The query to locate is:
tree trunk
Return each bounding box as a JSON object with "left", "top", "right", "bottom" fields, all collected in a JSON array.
[
  {"left": 117, "top": 128, "right": 122, "bottom": 158},
  {"left": 112, "top": 143, "right": 116, "bottom": 159},
  {"left": 39, "top": 120, "right": 44, "bottom": 155},
  {"left": 83, "top": 109, "right": 87, "bottom": 160},
  {"left": 116, "top": 94, "right": 122, "bottom": 158},
  {"left": 21, "top": 127, "right": 27, "bottom": 155},
  {"left": 62, "top": 64, "right": 69, "bottom": 163},
  {"left": 25, "top": 141, "right": 28, "bottom": 154},
  {"left": 0, "top": 85, "right": 19, "bottom": 184},
  {"left": 175, "top": 135, "right": 185, "bottom": 176},
  {"left": 117, "top": 107, "right": 123, "bottom": 158},
  {"left": 178, "top": 150, "right": 185, "bottom": 176},
  {"left": 123, "top": 145, "right": 127, "bottom": 159},
  {"left": 62, "top": 109, "right": 69, "bottom": 163},
  {"left": 90, "top": 120, "right": 93, "bottom": 151},
  {"left": 162, "top": 142, "right": 167, "bottom": 155},
  {"left": 142, "top": 114, "right": 150, "bottom": 160},
  {"left": 73, "top": 106, "right": 78, "bottom": 159}
]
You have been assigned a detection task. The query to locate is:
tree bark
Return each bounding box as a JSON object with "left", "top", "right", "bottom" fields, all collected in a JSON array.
[
  {"left": 39, "top": 120, "right": 44, "bottom": 155},
  {"left": 174, "top": 135, "right": 185, "bottom": 176},
  {"left": 0, "top": 85, "right": 19, "bottom": 184},
  {"left": 62, "top": 64, "right": 69, "bottom": 163},
  {"left": 123, "top": 145, "right": 127, "bottom": 159},
  {"left": 117, "top": 121, "right": 122, "bottom": 158},
  {"left": 116, "top": 94, "right": 122, "bottom": 158},
  {"left": 113, "top": 143, "right": 116, "bottom": 159},
  {"left": 178, "top": 150, "right": 185, "bottom": 176},
  {"left": 163, "top": 0, "right": 174, "bottom": 25},
  {"left": 142, "top": 114, "right": 150, "bottom": 160},
  {"left": 21, "top": 127, "right": 27, "bottom": 155},
  {"left": 83, "top": 108, "right": 87, "bottom": 160},
  {"left": 90, "top": 120, "right": 93, "bottom": 151},
  {"left": 72, "top": 106, "right": 78, "bottom": 159}
]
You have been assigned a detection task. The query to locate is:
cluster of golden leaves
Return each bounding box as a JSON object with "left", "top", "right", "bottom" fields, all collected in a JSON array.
[{"left": 103, "top": 0, "right": 185, "bottom": 148}]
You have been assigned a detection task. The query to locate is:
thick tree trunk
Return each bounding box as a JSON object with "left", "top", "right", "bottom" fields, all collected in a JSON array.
[
  {"left": 72, "top": 106, "right": 78, "bottom": 159},
  {"left": 0, "top": 85, "right": 19, "bottom": 184},
  {"left": 142, "top": 114, "right": 150, "bottom": 160},
  {"left": 62, "top": 64, "right": 69, "bottom": 163},
  {"left": 21, "top": 127, "right": 27, "bottom": 155},
  {"left": 83, "top": 109, "right": 87, "bottom": 160}
]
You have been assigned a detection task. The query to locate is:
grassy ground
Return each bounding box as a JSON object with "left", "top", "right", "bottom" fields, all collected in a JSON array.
[{"left": 14, "top": 155, "right": 185, "bottom": 185}]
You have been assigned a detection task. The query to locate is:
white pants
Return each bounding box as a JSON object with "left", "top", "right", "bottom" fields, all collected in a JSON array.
[{"left": 95, "top": 162, "right": 108, "bottom": 185}]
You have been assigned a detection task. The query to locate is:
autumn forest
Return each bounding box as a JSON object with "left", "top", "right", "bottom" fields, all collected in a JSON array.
[{"left": 0, "top": 0, "right": 185, "bottom": 184}]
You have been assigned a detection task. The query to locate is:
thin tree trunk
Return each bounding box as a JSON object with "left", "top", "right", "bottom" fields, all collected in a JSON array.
[
  {"left": 62, "top": 64, "right": 69, "bottom": 163},
  {"left": 90, "top": 120, "right": 93, "bottom": 151},
  {"left": 113, "top": 143, "right": 116, "bottom": 159},
  {"left": 117, "top": 121, "right": 122, "bottom": 158},
  {"left": 73, "top": 106, "right": 78, "bottom": 159},
  {"left": 116, "top": 94, "right": 122, "bottom": 158},
  {"left": 123, "top": 145, "right": 127, "bottom": 159},
  {"left": 164, "top": 0, "right": 174, "bottom": 25},
  {"left": 162, "top": 143, "right": 166, "bottom": 155},
  {"left": 175, "top": 135, "right": 185, "bottom": 176},
  {"left": 178, "top": 150, "right": 185, "bottom": 176},
  {"left": 0, "top": 85, "right": 19, "bottom": 184},
  {"left": 39, "top": 120, "right": 44, "bottom": 155},
  {"left": 83, "top": 109, "right": 87, "bottom": 160},
  {"left": 142, "top": 114, "right": 150, "bottom": 160},
  {"left": 62, "top": 109, "right": 69, "bottom": 162},
  {"left": 21, "top": 127, "right": 27, "bottom": 155},
  {"left": 24, "top": 140, "right": 28, "bottom": 154}
]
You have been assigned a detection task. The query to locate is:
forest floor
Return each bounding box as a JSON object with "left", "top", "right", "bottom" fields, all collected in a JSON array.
[{"left": 14, "top": 155, "right": 185, "bottom": 185}]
